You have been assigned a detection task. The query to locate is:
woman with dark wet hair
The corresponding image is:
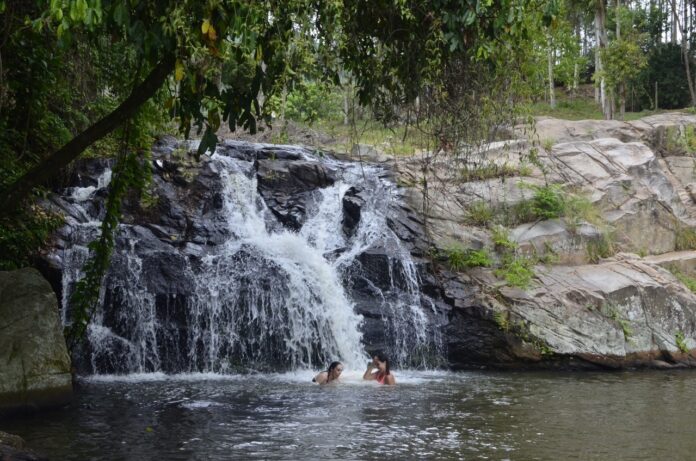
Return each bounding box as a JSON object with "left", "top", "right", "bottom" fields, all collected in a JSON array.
[
  {"left": 313, "top": 361, "right": 344, "bottom": 384},
  {"left": 363, "top": 353, "right": 396, "bottom": 385}
]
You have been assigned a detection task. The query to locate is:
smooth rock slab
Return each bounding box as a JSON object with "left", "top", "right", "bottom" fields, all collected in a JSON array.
[
  {"left": 0, "top": 268, "right": 72, "bottom": 415},
  {"left": 451, "top": 255, "right": 696, "bottom": 369}
]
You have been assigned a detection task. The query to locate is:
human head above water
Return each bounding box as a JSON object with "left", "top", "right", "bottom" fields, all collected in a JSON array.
[
  {"left": 372, "top": 353, "right": 390, "bottom": 375},
  {"left": 327, "top": 361, "right": 344, "bottom": 379}
]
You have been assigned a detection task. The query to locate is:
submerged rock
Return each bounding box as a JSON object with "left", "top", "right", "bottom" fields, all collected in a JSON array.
[{"left": 0, "top": 268, "right": 72, "bottom": 415}]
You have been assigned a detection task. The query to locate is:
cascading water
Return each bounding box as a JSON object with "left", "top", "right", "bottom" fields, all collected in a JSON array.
[
  {"left": 55, "top": 141, "right": 444, "bottom": 374},
  {"left": 185, "top": 154, "right": 366, "bottom": 371}
]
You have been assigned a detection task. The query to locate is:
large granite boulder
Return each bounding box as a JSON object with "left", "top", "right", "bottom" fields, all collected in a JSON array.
[
  {"left": 445, "top": 254, "right": 696, "bottom": 369},
  {"left": 0, "top": 268, "right": 72, "bottom": 415}
]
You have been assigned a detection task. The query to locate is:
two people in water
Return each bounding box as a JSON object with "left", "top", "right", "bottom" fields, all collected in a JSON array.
[{"left": 312, "top": 352, "right": 396, "bottom": 385}]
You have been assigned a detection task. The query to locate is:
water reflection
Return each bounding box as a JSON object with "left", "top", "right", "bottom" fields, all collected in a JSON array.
[{"left": 3, "top": 370, "right": 696, "bottom": 460}]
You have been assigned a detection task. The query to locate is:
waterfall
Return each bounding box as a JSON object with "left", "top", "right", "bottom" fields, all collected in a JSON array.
[{"left": 56, "top": 142, "right": 443, "bottom": 374}]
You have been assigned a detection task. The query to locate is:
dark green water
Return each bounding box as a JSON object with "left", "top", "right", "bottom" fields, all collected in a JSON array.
[{"left": 3, "top": 370, "right": 695, "bottom": 460}]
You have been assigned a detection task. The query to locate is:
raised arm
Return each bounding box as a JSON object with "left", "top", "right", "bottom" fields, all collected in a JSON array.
[{"left": 363, "top": 363, "right": 377, "bottom": 380}]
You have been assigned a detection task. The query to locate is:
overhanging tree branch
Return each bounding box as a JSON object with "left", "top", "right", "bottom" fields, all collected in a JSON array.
[{"left": 0, "top": 52, "right": 175, "bottom": 213}]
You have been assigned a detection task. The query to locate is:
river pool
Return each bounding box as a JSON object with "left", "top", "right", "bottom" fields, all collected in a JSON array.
[{"left": 3, "top": 370, "right": 695, "bottom": 460}]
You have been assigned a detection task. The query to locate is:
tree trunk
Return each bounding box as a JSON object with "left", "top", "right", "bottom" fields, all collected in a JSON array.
[
  {"left": 547, "top": 35, "right": 556, "bottom": 109},
  {"left": 595, "top": 50, "right": 601, "bottom": 103},
  {"left": 595, "top": 1, "right": 612, "bottom": 119},
  {"left": 343, "top": 87, "right": 349, "bottom": 126},
  {"left": 280, "top": 81, "right": 287, "bottom": 122},
  {"left": 616, "top": 0, "right": 621, "bottom": 40},
  {"left": 0, "top": 53, "right": 175, "bottom": 213},
  {"left": 668, "top": 0, "right": 696, "bottom": 106},
  {"left": 573, "top": 62, "right": 579, "bottom": 99},
  {"left": 672, "top": 0, "right": 679, "bottom": 43},
  {"left": 616, "top": 0, "right": 624, "bottom": 120}
]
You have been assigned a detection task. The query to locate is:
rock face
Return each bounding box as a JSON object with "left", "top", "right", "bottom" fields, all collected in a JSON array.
[
  {"left": 0, "top": 268, "right": 72, "bottom": 415},
  {"left": 392, "top": 113, "right": 696, "bottom": 369},
  {"left": 445, "top": 254, "right": 696, "bottom": 369}
]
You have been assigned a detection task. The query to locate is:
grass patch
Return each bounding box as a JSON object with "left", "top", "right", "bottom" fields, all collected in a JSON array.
[
  {"left": 675, "top": 225, "right": 696, "bottom": 251},
  {"left": 525, "top": 96, "right": 661, "bottom": 121},
  {"left": 603, "top": 304, "right": 633, "bottom": 341},
  {"left": 662, "top": 125, "right": 696, "bottom": 156},
  {"left": 515, "top": 183, "right": 566, "bottom": 221},
  {"left": 466, "top": 201, "right": 494, "bottom": 226},
  {"left": 676, "top": 331, "right": 689, "bottom": 353},
  {"left": 491, "top": 226, "right": 517, "bottom": 252},
  {"left": 495, "top": 256, "right": 535, "bottom": 289},
  {"left": 668, "top": 266, "right": 696, "bottom": 293},
  {"left": 493, "top": 311, "right": 510, "bottom": 332},
  {"left": 542, "top": 138, "right": 554, "bottom": 152},
  {"left": 460, "top": 162, "right": 521, "bottom": 182},
  {"left": 586, "top": 230, "right": 617, "bottom": 263},
  {"left": 313, "top": 119, "right": 435, "bottom": 156},
  {"left": 564, "top": 193, "right": 603, "bottom": 231},
  {"left": 445, "top": 247, "right": 492, "bottom": 271}
]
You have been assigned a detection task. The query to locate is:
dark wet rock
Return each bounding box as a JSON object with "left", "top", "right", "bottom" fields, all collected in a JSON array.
[
  {"left": 141, "top": 252, "right": 194, "bottom": 295},
  {"left": 256, "top": 159, "right": 335, "bottom": 230},
  {"left": 0, "top": 443, "right": 48, "bottom": 461},
  {"left": 353, "top": 249, "right": 394, "bottom": 291},
  {"left": 0, "top": 432, "right": 25, "bottom": 450},
  {"left": 256, "top": 159, "right": 335, "bottom": 193},
  {"left": 342, "top": 187, "right": 366, "bottom": 237},
  {"left": 66, "top": 158, "right": 113, "bottom": 188}
]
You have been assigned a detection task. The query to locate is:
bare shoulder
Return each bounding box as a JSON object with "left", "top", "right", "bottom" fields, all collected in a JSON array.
[
  {"left": 385, "top": 374, "right": 396, "bottom": 385},
  {"left": 313, "top": 371, "right": 328, "bottom": 384}
]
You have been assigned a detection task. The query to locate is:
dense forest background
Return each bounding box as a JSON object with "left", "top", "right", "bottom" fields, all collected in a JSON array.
[{"left": 1, "top": 1, "right": 696, "bottom": 330}]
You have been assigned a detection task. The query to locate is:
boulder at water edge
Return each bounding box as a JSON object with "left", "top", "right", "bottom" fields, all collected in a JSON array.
[
  {"left": 0, "top": 431, "right": 48, "bottom": 461},
  {"left": 0, "top": 268, "right": 72, "bottom": 415}
]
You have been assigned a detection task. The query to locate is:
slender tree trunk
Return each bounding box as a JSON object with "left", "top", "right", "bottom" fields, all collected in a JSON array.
[
  {"left": 0, "top": 54, "right": 176, "bottom": 213},
  {"left": 673, "top": 0, "right": 679, "bottom": 42},
  {"left": 616, "top": 0, "right": 624, "bottom": 119},
  {"left": 595, "top": 1, "right": 612, "bottom": 119},
  {"left": 343, "top": 88, "right": 349, "bottom": 126},
  {"left": 573, "top": 62, "right": 579, "bottom": 99},
  {"left": 547, "top": 35, "right": 556, "bottom": 109},
  {"left": 280, "top": 81, "right": 287, "bottom": 122},
  {"left": 616, "top": 0, "right": 621, "bottom": 39},
  {"left": 668, "top": 0, "right": 696, "bottom": 106},
  {"left": 595, "top": 49, "right": 601, "bottom": 103}
]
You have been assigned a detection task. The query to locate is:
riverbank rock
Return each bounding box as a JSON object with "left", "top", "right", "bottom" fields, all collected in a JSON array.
[
  {"left": 0, "top": 431, "right": 48, "bottom": 461},
  {"left": 393, "top": 113, "right": 696, "bottom": 369},
  {"left": 444, "top": 254, "right": 696, "bottom": 369},
  {"left": 0, "top": 268, "right": 73, "bottom": 415}
]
